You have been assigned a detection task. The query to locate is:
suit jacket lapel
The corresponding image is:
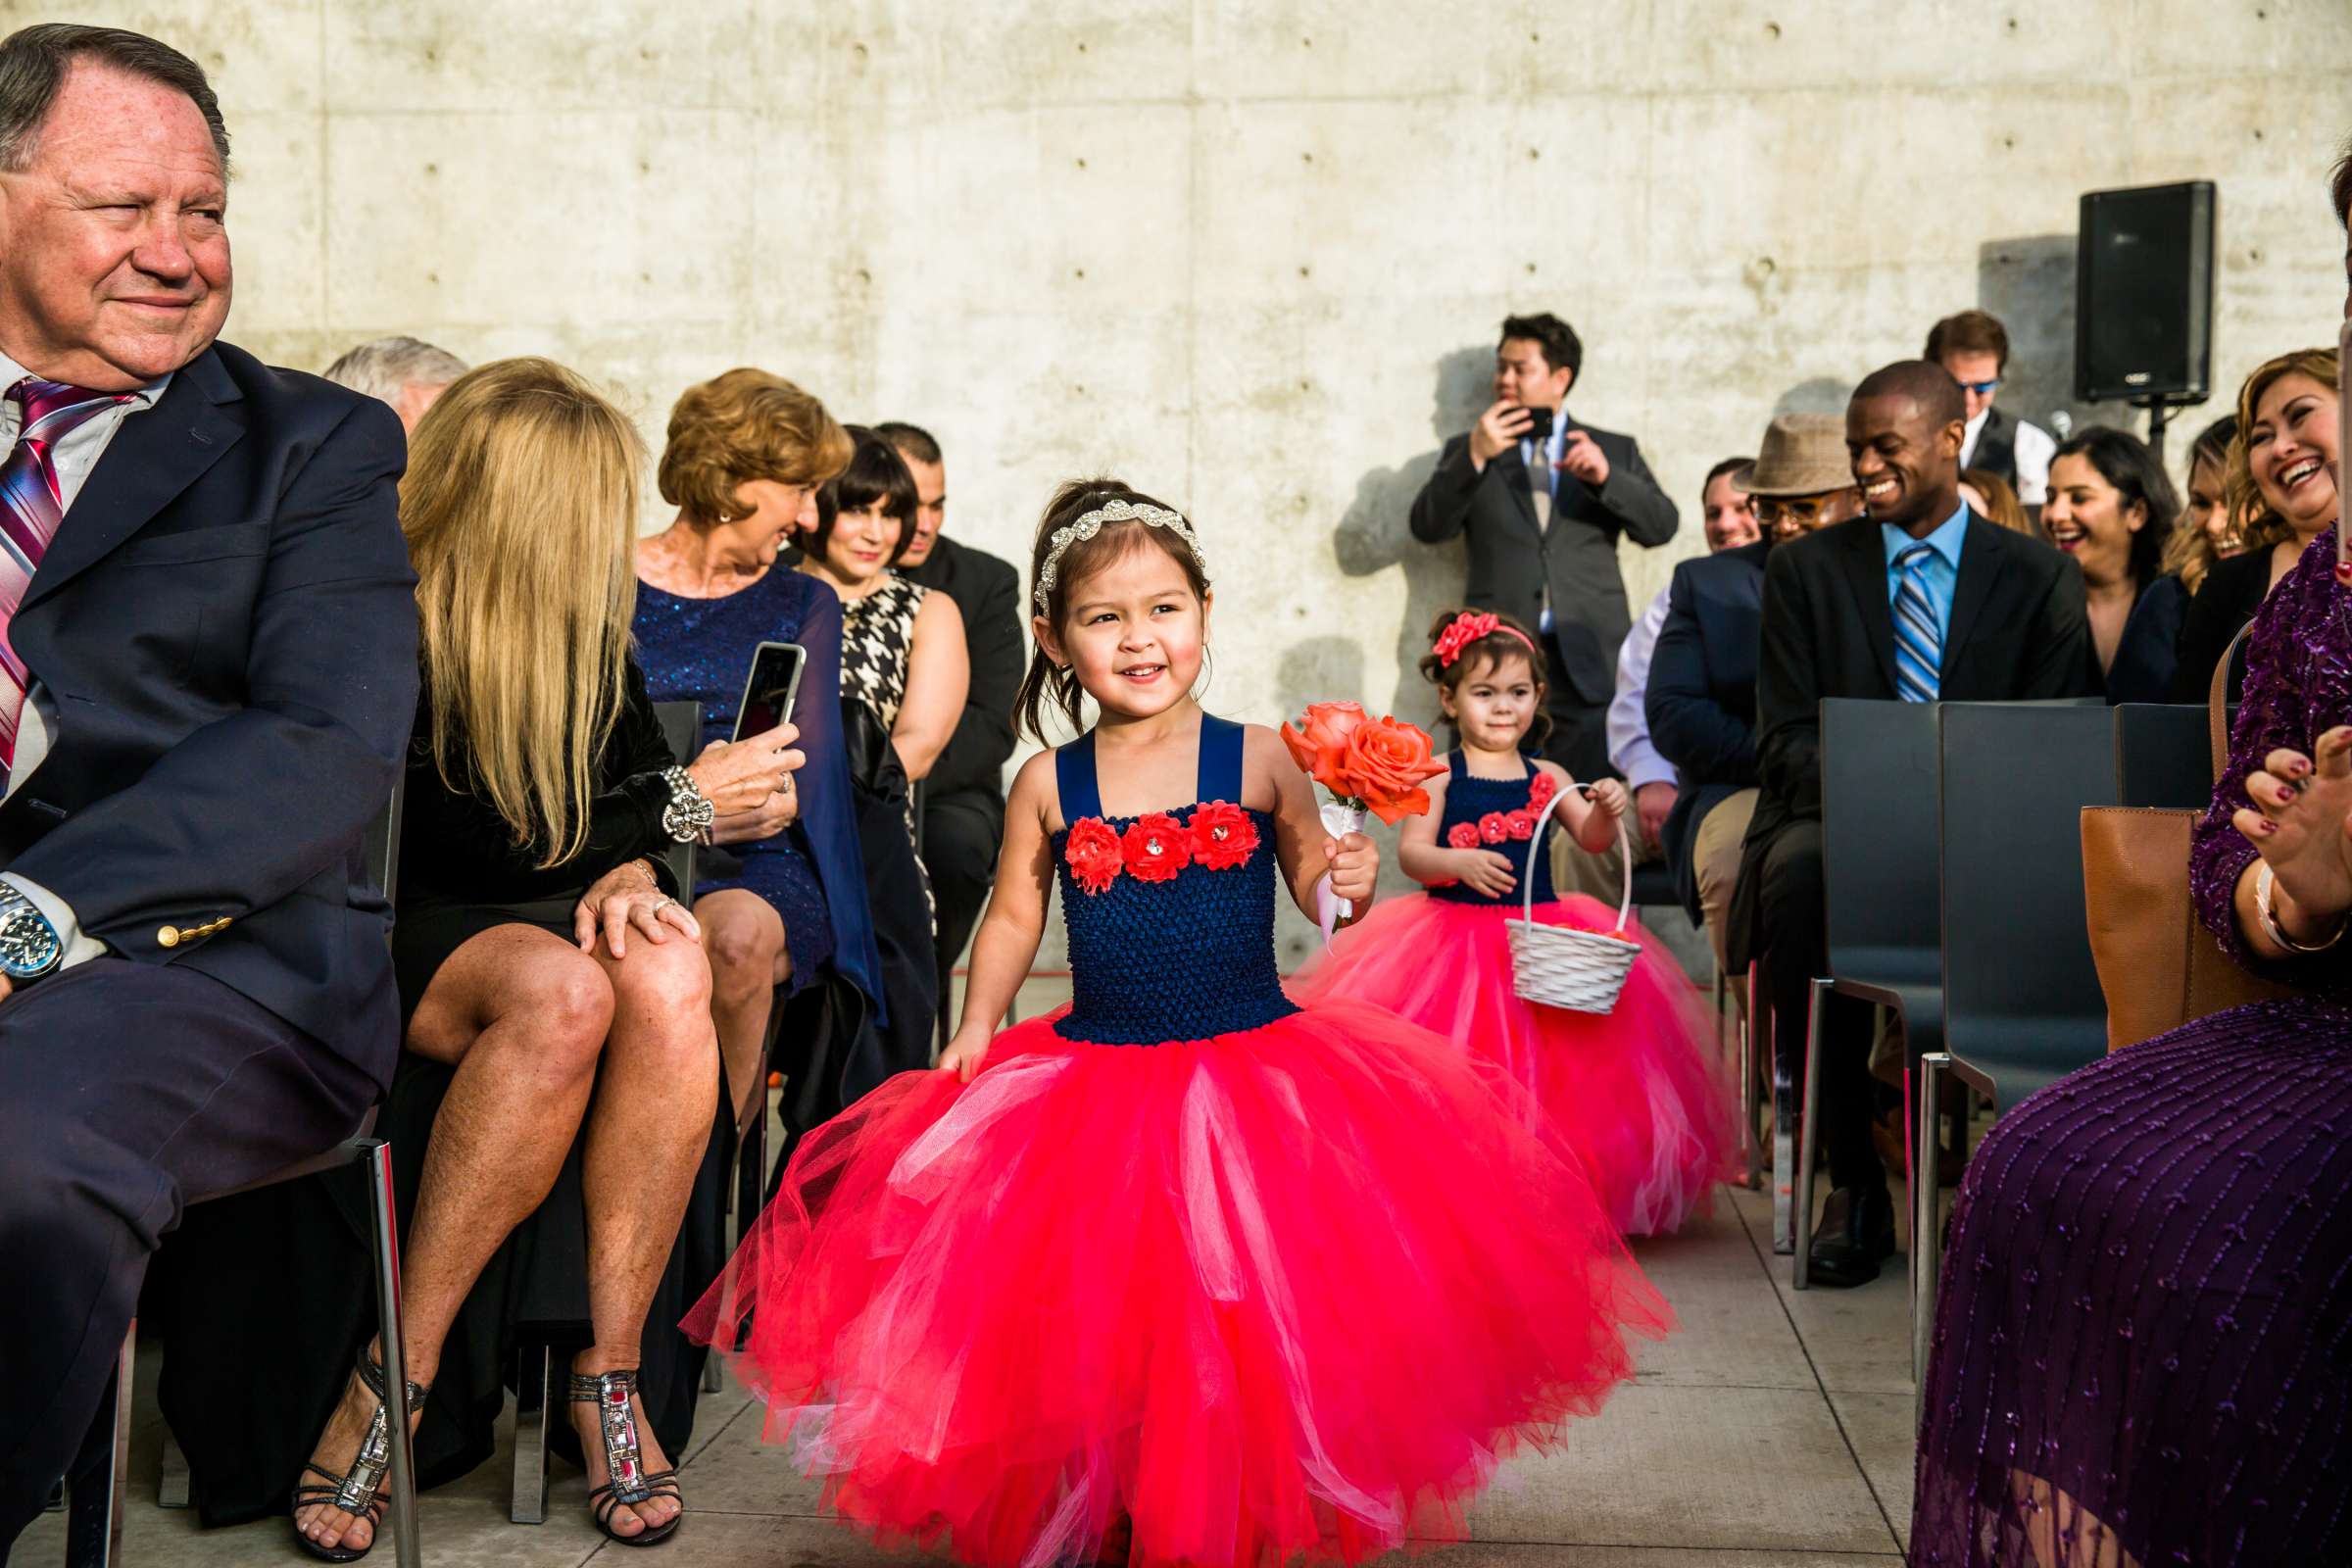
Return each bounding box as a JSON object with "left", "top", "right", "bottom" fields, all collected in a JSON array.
[
  {"left": 1551, "top": 413, "right": 1591, "bottom": 513},
  {"left": 1496, "top": 444, "right": 1540, "bottom": 530},
  {"left": 1941, "top": 514, "right": 2006, "bottom": 683},
  {"left": 1832, "top": 521, "right": 1902, "bottom": 694},
  {"left": 24, "top": 348, "right": 244, "bottom": 613}
]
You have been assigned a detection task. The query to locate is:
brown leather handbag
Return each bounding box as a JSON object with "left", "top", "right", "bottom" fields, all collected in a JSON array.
[{"left": 2082, "top": 627, "right": 2295, "bottom": 1051}]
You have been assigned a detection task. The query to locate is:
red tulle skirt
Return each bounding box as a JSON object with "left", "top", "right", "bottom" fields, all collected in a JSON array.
[
  {"left": 686, "top": 997, "right": 1669, "bottom": 1568},
  {"left": 1291, "top": 894, "right": 1735, "bottom": 1237}
]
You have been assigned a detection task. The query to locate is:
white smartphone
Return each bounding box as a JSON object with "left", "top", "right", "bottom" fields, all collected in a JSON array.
[{"left": 730, "top": 641, "right": 807, "bottom": 744}]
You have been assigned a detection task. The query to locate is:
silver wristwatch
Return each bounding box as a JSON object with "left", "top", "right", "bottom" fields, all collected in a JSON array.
[
  {"left": 0, "top": 882, "right": 63, "bottom": 983},
  {"left": 660, "top": 764, "right": 715, "bottom": 844}
]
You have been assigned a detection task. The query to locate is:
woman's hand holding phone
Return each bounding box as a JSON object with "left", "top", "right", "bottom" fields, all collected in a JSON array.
[{"left": 688, "top": 722, "right": 803, "bottom": 814}]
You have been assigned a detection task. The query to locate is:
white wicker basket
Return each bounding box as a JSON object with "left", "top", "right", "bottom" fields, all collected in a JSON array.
[{"left": 1503, "top": 792, "right": 1641, "bottom": 1014}]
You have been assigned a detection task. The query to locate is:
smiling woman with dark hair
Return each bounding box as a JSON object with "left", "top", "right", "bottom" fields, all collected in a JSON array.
[{"left": 2042, "top": 423, "right": 2186, "bottom": 704}]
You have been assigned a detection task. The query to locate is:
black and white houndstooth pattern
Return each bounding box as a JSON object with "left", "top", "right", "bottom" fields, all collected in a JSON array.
[
  {"left": 842, "top": 572, "right": 935, "bottom": 927},
  {"left": 841, "top": 573, "right": 923, "bottom": 732}
]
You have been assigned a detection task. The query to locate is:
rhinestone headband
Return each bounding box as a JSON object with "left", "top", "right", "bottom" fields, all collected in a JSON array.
[{"left": 1032, "top": 498, "right": 1210, "bottom": 612}]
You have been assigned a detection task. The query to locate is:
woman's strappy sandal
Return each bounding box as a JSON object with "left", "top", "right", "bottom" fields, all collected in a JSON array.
[
  {"left": 290, "top": 1353, "right": 428, "bottom": 1563},
  {"left": 569, "top": 1367, "right": 683, "bottom": 1546}
]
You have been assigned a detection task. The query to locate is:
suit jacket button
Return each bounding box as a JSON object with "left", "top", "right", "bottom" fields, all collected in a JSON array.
[{"left": 158, "top": 925, "right": 180, "bottom": 949}]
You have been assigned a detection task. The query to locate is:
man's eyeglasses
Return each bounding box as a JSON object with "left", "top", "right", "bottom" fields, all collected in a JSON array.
[
  {"left": 1752, "top": 494, "right": 1838, "bottom": 526},
  {"left": 1958, "top": 378, "right": 1999, "bottom": 396}
]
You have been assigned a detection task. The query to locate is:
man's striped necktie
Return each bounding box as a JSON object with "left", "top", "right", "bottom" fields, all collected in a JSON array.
[
  {"left": 1891, "top": 541, "right": 1942, "bottom": 704},
  {"left": 0, "top": 378, "right": 133, "bottom": 770}
]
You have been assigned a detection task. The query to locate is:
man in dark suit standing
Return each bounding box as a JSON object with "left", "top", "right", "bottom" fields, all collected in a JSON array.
[
  {"left": 0, "top": 26, "right": 416, "bottom": 1542},
  {"left": 1410, "top": 314, "right": 1679, "bottom": 781},
  {"left": 1648, "top": 414, "right": 1862, "bottom": 974},
  {"left": 878, "top": 423, "right": 1021, "bottom": 986},
  {"left": 1728, "top": 362, "right": 2095, "bottom": 1289}
]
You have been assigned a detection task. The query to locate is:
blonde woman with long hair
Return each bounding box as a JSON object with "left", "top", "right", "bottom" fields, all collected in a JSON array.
[
  {"left": 2172, "top": 346, "right": 2341, "bottom": 700},
  {"left": 292, "top": 360, "right": 795, "bottom": 1558}
]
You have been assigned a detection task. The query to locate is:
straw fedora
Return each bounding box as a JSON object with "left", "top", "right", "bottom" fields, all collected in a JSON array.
[{"left": 1733, "top": 413, "right": 1854, "bottom": 498}]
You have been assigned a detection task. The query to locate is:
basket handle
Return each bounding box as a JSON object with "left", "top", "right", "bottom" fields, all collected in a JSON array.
[{"left": 1524, "top": 784, "right": 1634, "bottom": 934}]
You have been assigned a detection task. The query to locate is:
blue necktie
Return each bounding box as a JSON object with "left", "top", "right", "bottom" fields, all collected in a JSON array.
[{"left": 1891, "top": 543, "right": 1941, "bottom": 703}]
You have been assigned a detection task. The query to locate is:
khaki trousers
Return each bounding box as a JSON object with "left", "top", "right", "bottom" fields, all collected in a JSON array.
[{"left": 1691, "top": 788, "right": 1760, "bottom": 977}]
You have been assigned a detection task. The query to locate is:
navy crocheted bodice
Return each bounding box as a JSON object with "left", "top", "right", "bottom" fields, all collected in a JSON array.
[
  {"left": 1429, "top": 750, "right": 1556, "bottom": 906},
  {"left": 1050, "top": 715, "right": 1299, "bottom": 1045}
]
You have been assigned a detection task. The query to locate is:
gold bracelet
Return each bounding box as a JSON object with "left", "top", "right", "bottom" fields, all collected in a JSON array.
[{"left": 2255, "top": 861, "right": 2346, "bottom": 955}]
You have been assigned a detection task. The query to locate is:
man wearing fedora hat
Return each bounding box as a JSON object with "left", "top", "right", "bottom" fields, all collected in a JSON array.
[{"left": 1646, "top": 414, "right": 1861, "bottom": 973}]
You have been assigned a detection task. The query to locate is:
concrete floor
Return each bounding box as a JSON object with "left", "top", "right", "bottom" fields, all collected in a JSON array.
[{"left": 21, "top": 1177, "right": 1919, "bottom": 1568}]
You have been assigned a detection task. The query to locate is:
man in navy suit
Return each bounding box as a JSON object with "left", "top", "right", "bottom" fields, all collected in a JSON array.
[
  {"left": 0, "top": 25, "right": 417, "bottom": 1542},
  {"left": 1647, "top": 414, "right": 1861, "bottom": 973},
  {"left": 1411, "top": 314, "right": 1679, "bottom": 781}
]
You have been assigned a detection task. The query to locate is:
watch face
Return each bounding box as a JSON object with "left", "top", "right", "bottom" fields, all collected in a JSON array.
[{"left": 0, "top": 908, "right": 60, "bottom": 977}]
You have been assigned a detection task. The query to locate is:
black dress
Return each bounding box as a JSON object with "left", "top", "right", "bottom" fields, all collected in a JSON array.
[
  {"left": 2169, "top": 549, "right": 2275, "bottom": 702},
  {"left": 150, "top": 656, "right": 730, "bottom": 1525},
  {"left": 2103, "top": 572, "right": 2187, "bottom": 706}
]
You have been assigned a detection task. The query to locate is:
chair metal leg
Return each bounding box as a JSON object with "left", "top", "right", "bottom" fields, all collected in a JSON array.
[
  {"left": 360, "top": 1140, "right": 421, "bottom": 1568},
  {"left": 1914, "top": 1053, "right": 1951, "bottom": 1415},
  {"left": 1792, "top": 978, "right": 1832, "bottom": 1288},
  {"left": 65, "top": 1327, "right": 133, "bottom": 1566},
  {"left": 511, "top": 1342, "right": 551, "bottom": 1524},
  {"left": 1740, "top": 963, "right": 1763, "bottom": 1192},
  {"left": 1768, "top": 975, "right": 1799, "bottom": 1256},
  {"left": 157, "top": 1423, "right": 190, "bottom": 1508}
]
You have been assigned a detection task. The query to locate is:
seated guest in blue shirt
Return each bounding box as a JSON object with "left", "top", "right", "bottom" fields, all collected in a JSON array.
[
  {"left": 634, "top": 369, "right": 883, "bottom": 1133},
  {"left": 1727, "top": 361, "right": 2098, "bottom": 1290},
  {"left": 2041, "top": 424, "right": 2186, "bottom": 705},
  {"left": 1647, "top": 415, "right": 1861, "bottom": 977}
]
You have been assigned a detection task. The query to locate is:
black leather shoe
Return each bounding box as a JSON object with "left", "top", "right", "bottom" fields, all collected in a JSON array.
[{"left": 1807, "top": 1184, "right": 1896, "bottom": 1289}]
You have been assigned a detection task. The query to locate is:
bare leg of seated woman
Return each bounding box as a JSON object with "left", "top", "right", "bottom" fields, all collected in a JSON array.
[
  {"left": 699, "top": 889, "right": 791, "bottom": 1130},
  {"left": 295, "top": 922, "right": 714, "bottom": 1549},
  {"left": 568, "top": 924, "right": 717, "bottom": 1540}
]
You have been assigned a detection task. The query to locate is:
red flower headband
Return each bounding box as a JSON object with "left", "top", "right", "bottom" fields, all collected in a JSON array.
[{"left": 1432, "top": 611, "right": 1537, "bottom": 667}]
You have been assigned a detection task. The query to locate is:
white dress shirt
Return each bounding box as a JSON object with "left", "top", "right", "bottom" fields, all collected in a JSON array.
[
  {"left": 0, "top": 351, "right": 173, "bottom": 968},
  {"left": 1606, "top": 583, "right": 1676, "bottom": 793},
  {"left": 1960, "top": 407, "right": 2057, "bottom": 507}
]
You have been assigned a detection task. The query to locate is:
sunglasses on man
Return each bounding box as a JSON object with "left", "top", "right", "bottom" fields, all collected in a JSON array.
[{"left": 1957, "top": 378, "right": 1999, "bottom": 395}]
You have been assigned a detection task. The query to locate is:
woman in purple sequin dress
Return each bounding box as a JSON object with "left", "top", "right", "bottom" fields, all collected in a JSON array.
[{"left": 1910, "top": 350, "right": 2352, "bottom": 1566}]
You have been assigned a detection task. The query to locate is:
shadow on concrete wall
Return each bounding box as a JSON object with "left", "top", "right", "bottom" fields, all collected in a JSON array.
[
  {"left": 1330, "top": 344, "right": 1490, "bottom": 724},
  {"left": 1772, "top": 376, "right": 1853, "bottom": 417}
]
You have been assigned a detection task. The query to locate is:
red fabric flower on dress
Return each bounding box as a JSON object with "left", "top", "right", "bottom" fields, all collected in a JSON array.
[
  {"left": 1121, "top": 813, "right": 1192, "bottom": 882},
  {"left": 1446, "top": 821, "right": 1482, "bottom": 850},
  {"left": 1188, "top": 801, "right": 1257, "bottom": 870},
  {"left": 1526, "top": 771, "right": 1557, "bottom": 812},
  {"left": 1065, "top": 818, "right": 1124, "bottom": 896},
  {"left": 1504, "top": 808, "right": 1536, "bottom": 841},
  {"left": 1478, "top": 810, "right": 1510, "bottom": 845}
]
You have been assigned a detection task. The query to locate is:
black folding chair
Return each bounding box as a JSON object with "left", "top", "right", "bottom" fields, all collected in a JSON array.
[
  {"left": 76, "top": 781, "right": 417, "bottom": 1568},
  {"left": 1789, "top": 700, "right": 1944, "bottom": 1276},
  {"left": 2114, "top": 702, "right": 2226, "bottom": 808},
  {"left": 1911, "top": 702, "right": 2118, "bottom": 1411}
]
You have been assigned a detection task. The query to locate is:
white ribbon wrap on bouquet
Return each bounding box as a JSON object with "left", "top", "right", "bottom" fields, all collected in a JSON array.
[{"left": 1316, "top": 800, "right": 1368, "bottom": 945}]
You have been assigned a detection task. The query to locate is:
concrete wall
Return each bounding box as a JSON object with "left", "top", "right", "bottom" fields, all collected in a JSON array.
[{"left": 20, "top": 0, "right": 2350, "bottom": 962}]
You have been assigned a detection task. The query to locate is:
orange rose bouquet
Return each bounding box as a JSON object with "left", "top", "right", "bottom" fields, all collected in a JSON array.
[{"left": 1283, "top": 701, "right": 1446, "bottom": 938}]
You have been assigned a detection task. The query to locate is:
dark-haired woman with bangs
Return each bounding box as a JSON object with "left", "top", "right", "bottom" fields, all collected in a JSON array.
[
  {"left": 799, "top": 427, "right": 968, "bottom": 789},
  {"left": 2040, "top": 423, "right": 2186, "bottom": 705}
]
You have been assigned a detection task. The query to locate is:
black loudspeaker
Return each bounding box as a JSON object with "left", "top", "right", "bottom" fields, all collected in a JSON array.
[{"left": 2076, "top": 180, "right": 2217, "bottom": 404}]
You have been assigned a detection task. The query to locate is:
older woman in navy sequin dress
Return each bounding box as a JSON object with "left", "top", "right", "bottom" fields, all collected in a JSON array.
[
  {"left": 634, "top": 370, "right": 885, "bottom": 1129},
  {"left": 1911, "top": 335, "right": 2352, "bottom": 1565}
]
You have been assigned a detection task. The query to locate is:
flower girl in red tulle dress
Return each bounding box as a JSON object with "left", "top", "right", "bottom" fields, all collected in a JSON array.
[
  {"left": 688, "top": 485, "right": 1668, "bottom": 1568},
  {"left": 1293, "top": 610, "right": 1735, "bottom": 1237}
]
